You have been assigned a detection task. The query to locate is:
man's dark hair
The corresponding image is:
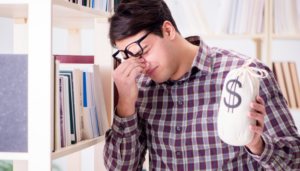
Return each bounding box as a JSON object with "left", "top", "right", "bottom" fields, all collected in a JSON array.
[{"left": 109, "top": 0, "right": 180, "bottom": 47}]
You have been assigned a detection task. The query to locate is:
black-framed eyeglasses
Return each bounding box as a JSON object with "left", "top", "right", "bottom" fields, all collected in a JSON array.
[{"left": 112, "top": 25, "right": 159, "bottom": 64}]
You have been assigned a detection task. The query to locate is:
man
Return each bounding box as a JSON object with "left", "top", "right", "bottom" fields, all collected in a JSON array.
[{"left": 104, "top": 0, "right": 300, "bottom": 170}]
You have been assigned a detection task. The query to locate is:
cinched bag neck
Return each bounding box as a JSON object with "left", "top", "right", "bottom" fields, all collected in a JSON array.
[{"left": 241, "top": 58, "right": 269, "bottom": 79}]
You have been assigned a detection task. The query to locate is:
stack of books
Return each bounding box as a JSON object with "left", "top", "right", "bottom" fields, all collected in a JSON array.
[
  {"left": 273, "top": 0, "right": 300, "bottom": 34},
  {"left": 273, "top": 62, "right": 300, "bottom": 109},
  {"left": 53, "top": 55, "right": 109, "bottom": 151},
  {"left": 215, "top": 0, "right": 265, "bottom": 34},
  {"left": 65, "top": 0, "right": 113, "bottom": 12}
]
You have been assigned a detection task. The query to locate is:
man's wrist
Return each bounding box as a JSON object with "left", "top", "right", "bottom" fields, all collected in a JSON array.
[
  {"left": 246, "top": 137, "right": 265, "bottom": 155},
  {"left": 116, "top": 101, "right": 136, "bottom": 118}
]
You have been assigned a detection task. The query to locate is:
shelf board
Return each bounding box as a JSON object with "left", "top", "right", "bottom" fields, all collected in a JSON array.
[
  {"left": 183, "top": 34, "right": 266, "bottom": 39},
  {"left": 290, "top": 108, "right": 300, "bottom": 113},
  {"left": 0, "top": 0, "right": 111, "bottom": 29},
  {"left": 272, "top": 34, "right": 300, "bottom": 39},
  {"left": 51, "top": 135, "right": 105, "bottom": 160},
  {"left": 0, "top": 152, "right": 28, "bottom": 160}
]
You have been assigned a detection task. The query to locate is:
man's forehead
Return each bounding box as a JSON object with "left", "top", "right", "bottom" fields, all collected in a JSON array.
[{"left": 115, "top": 30, "right": 150, "bottom": 49}]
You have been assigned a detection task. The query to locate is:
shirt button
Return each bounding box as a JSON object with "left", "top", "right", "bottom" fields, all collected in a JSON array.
[
  {"left": 178, "top": 101, "right": 183, "bottom": 105},
  {"left": 176, "top": 126, "right": 181, "bottom": 131},
  {"left": 178, "top": 81, "right": 183, "bottom": 85},
  {"left": 119, "top": 126, "right": 124, "bottom": 131},
  {"left": 176, "top": 151, "right": 182, "bottom": 156}
]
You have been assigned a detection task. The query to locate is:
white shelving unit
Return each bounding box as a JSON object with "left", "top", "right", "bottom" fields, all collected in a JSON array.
[{"left": 0, "top": 0, "right": 114, "bottom": 171}]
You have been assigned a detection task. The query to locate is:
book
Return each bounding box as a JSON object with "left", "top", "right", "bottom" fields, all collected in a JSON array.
[
  {"left": 215, "top": 0, "right": 232, "bottom": 34},
  {"left": 62, "top": 76, "right": 72, "bottom": 146},
  {"left": 273, "top": 62, "right": 290, "bottom": 107},
  {"left": 93, "top": 65, "right": 109, "bottom": 135},
  {"left": 289, "top": 62, "right": 300, "bottom": 108},
  {"left": 54, "top": 55, "right": 94, "bottom": 64},
  {"left": 88, "top": 72, "right": 100, "bottom": 138},
  {"left": 83, "top": 72, "right": 94, "bottom": 139},
  {"left": 234, "top": 0, "right": 244, "bottom": 34},
  {"left": 228, "top": 0, "right": 238, "bottom": 34},
  {"left": 114, "top": 0, "right": 121, "bottom": 11},
  {"left": 0, "top": 54, "right": 28, "bottom": 153},
  {"left": 55, "top": 60, "right": 61, "bottom": 151},
  {"left": 113, "top": 57, "right": 121, "bottom": 110},
  {"left": 60, "top": 68, "right": 83, "bottom": 143},
  {"left": 257, "top": 0, "right": 265, "bottom": 34},
  {"left": 282, "top": 62, "right": 297, "bottom": 108},
  {"left": 60, "top": 71, "right": 77, "bottom": 144},
  {"left": 59, "top": 77, "right": 66, "bottom": 148}
]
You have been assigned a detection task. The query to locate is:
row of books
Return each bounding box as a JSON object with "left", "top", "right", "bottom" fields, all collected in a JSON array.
[
  {"left": 273, "top": 0, "right": 300, "bottom": 34},
  {"left": 164, "top": 0, "right": 211, "bottom": 35},
  {"left": 215, "top": 0, "right": 265, "bottom": 35},
  {"left": 52, "top": 55, "right": 109, "bottom": 151},
  {"left": 273, "top": 62, "right": 300, "bottom": 109},
  {"left": 66, "top": 0, "right": 113, "bottom": 12}
]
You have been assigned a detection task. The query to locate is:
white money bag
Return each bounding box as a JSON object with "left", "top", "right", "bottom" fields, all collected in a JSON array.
[{"left": 217, "top": 58, "right": 268, "bottom": 146}]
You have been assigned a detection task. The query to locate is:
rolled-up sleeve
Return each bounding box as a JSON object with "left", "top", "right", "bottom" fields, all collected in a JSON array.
[
  {"left": 245, "top": 65, "right": 300, "bottom": 170},
  {"left": 103, "top": 109, "right": 147, "bottom": 171}
]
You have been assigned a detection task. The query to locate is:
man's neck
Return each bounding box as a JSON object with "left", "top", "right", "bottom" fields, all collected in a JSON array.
[{"left": 170, "top": 35, "right": 199, "bottom": 80}]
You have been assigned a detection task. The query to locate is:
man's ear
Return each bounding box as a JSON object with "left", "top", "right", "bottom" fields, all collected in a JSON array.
[{"left": 162, "top": 20, "right": 176, "bottom": 41}]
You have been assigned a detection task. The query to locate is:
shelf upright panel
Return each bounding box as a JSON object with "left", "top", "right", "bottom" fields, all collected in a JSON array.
[
  {"left": 94, "top": 18, "right": 114, "bottom": 127},
  {"left": 265, "top": 0, "right": 272, "bottom": 69},
  {"left": 27, "top": 0, "right": 52, "bottom": 170},
  {"left": 94, "top": 17, "right": 114, "bottom": 171}
]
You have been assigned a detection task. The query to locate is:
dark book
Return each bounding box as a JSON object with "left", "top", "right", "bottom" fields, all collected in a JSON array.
[
  {"left": 54, "top": 55, "right": 94, "bottom": 64},
  {"left": 289, "top": 62, "right": 300, "bottom": 108},
  {"left": 60, "top": 71, "right": 77, "bottom": 144},
  {"left": 282, "top": 62, "right": 297, "bottom": 108},
  {"left": 0, "top": 54, "right": 28, "bottom": 152},
  {"left": 114, "top": 57, "right": 121, "bottom": 109},
  {"left": 273, "top": 62, "right": 290, "bottom": 107},
  {"left": 114, "top": 0, "right": 121, "bottom": 12}
]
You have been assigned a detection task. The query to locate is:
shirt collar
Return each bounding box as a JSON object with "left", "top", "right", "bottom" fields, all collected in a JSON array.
[{"left": 145, "top": 36, "right": 212, "bottom": 87}]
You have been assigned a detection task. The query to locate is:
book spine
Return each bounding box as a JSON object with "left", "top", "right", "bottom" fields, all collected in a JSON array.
[{"left": 54, "top": 55, "right": 94, "bottom": 64}]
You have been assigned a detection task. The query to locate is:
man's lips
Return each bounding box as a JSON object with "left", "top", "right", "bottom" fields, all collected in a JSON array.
[{"left": 146, "top": 66, "right": 158, "bottom": 76}]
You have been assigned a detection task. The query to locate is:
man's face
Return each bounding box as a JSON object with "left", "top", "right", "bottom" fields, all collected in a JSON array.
[{"left": 115, "top": 30, "right": 177, "bottom": 83}]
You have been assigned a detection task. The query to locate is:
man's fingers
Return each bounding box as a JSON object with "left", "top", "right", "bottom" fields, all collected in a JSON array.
[
  {"left": 248, "top": 112, "right": 264, "bottom": 126},
  {"left": 117, "top": 58, "right": 144, "bottom": 73},
  {"left": 251, "top": 102, "right": 265, "bottom": 115},
  {"left": 128, "top": 66, "right": 143, "bottom": 82},
  {"left": 256, "top": 95, "right": 265, "bottom": 105},
  {"left": 122, "top": 62, "right": 145, "bottom": 77},
  {"left": 249, "top": 125, "right": 263, "bottom": 135}
]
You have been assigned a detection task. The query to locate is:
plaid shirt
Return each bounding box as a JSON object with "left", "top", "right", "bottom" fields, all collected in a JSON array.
[{"left": 104, "top": 36, "right": 300, "bottom": 171}]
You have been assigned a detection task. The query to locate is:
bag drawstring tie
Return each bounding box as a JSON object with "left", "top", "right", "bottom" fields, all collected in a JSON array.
[{"left": 242, "top": 58, "right": 269, "bottom": 78}]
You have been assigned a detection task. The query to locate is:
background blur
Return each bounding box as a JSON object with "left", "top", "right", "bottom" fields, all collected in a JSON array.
[{"left": 0, "top": 0, "right": 300, "bottom": 170}]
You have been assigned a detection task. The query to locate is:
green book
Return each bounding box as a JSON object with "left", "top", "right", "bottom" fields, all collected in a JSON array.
[{"left": 60, "top": 71, "right": 77, "bottom": 144}]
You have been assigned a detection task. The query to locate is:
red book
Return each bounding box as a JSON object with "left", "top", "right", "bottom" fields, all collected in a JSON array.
[{"left": 54, "top": 55, "right": 94, "bottom": 64}]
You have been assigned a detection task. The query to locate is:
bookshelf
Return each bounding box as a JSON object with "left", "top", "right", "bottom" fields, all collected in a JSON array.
[
  {"left": 0, "top": 0, "right": 114, "bottom": 171},
  {"left": 185, "top": 0, "right": 300, "bottom": 112}
]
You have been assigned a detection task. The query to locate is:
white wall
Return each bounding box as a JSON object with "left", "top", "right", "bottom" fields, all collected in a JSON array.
[{"left": 0, "top": 17, "right": 13, "bottom": 54}]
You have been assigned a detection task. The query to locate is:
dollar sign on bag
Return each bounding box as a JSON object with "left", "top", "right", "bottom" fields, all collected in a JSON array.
[{"left": 224, "top": 76, "right": 242, "bottom": 113}]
